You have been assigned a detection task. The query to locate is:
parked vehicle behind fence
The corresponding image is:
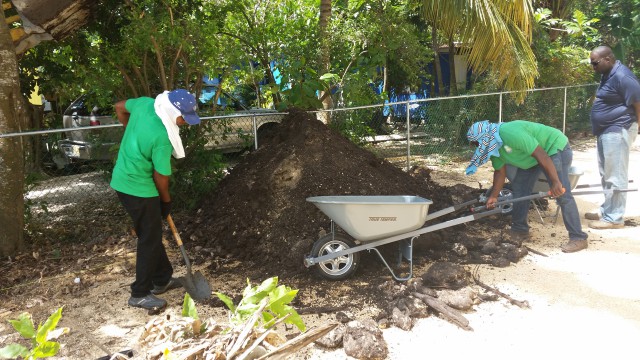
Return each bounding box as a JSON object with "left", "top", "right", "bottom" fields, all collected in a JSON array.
[
  {"left": 57, "top": 95, "right": 284, "bottom": 165},
  {"left": 58, "top": 95, "right": 123, "bottom": 163}
]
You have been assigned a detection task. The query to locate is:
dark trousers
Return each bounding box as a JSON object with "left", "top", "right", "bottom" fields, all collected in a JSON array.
[{"left": 116, "top": 191, "right": 173, "bottom": 297}]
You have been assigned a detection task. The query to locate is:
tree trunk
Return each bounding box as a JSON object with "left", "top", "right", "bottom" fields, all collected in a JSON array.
[
  {"left": 317, "top": 0, "right": 333, "bottom": 124},
  {"left": 448, "top": 35, "right": 457, "bottom": 96},
  {"left": 431, "top": 26, "right": 444, "bottom": 97},
  {"left": 0, "top": 10, "right": 26, "bottom": 257}
]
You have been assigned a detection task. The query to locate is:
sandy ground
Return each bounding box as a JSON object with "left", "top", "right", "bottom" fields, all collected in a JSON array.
[
  {"left": 309, "top": 137, "right": 640, "bottom": 359},
  {"left": 2, "top": 137, "right": 638, "bottom": 360}
]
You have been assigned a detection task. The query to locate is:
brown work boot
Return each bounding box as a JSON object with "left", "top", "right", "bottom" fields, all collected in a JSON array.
[
  {"left": 561, "top": 240, "right": 588, "bottom": 253},
  {"left": 589, "top": 220, "right": 624, "bottom": 229},
  {"left": 584, "top": 211, "right": 600, "bottom": 220}
]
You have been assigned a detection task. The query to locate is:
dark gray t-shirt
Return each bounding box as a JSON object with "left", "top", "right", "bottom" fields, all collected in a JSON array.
[{"left": 590, "top": 61, "right": 640, "bottom": 136}]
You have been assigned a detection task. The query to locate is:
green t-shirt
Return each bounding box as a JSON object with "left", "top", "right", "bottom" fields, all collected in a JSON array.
[
  {"left": 110, "top": 97, "right": 173, "bottom": 197},
  {"left": 491, "top": 120, "right": 568, "bottom": 170}
]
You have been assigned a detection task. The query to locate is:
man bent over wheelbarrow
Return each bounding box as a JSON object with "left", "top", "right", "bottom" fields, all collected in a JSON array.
[{"left": 465, "top": 120, "right": 589, "bottom": 253}]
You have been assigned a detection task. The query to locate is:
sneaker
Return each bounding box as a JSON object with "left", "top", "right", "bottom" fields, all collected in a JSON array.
[
  {"left": 151, "top": 277, "right": 183, "bottom": 295},
  {"left": 584, "top": 211, "right": 600, "bottom": 220},
  {"left": 128, "top": 294, "right": 167, "bottom": 310},
  {"left": 589, "top": 220, "right": 624, "bottom": 229},
  {"left": 561, "top": 240, "right": 588, "bottom": 253}
]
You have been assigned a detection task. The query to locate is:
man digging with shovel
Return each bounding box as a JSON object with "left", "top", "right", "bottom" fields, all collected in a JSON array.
[
  {"left": 111, "top": 89, "right": 200, "bottom": 311},
  {"left": 465, "top": 120, "right": 589, "bottom": 253}
]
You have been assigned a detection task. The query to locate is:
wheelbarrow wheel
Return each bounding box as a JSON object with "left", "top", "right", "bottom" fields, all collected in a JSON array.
[
  {"left": 311, "top": 233, "right": 360, "bottom": 280},
  {"left": 484, "top": 185, "right": 514, "bottom": 215}
]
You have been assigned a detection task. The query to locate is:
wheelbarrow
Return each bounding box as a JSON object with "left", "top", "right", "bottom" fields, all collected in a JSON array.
[
  {"left": 304, "top": 188, "right": 637, "bottom": 281},
  {"left": 304, "top": 194, "right": 515, "bottom": 281}
]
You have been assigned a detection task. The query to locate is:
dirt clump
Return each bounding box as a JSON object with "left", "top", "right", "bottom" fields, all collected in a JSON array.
[{"left": 182, "top": 109, "right": 465, "bottom": 273}]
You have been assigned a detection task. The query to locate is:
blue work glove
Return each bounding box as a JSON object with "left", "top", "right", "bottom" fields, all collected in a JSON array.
[{"left": 161, "top": 201, "right": 172, "bottom": 219}]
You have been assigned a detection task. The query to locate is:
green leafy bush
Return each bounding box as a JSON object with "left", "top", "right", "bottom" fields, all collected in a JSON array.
[
  {"left": 0, "top": 307, "right": 68, "bottom": 360},
  {"left": 215, "top": 277, "right": 306, "bottom": 332}
]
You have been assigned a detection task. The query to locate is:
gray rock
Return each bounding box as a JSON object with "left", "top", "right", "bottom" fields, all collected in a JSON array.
[
  {"left": 437, "top": 287, "right": 478, "bottom": 310},
  {"left": 405, "top": 296, "right": 429, "bottom": 318},
  {"left": 391, "top": 307, "right": 412, "bottom": 330},
  {"left": 507, "top": 247, "right": 528, "bottom": 262},
  {"left": 492, "top": 257, "right": 511, "bottom": 268},
  {"left": 452, "top": 242, "right": 468, "bottom": 256},
  {"left": 481, "top": 241, "right": 498, "bottom": 254},
  {"left": 335, "top": 311, "right": 354, "bottom": 323},
  {"left": 422, "top": 261, "right": 471, "bottom": 290},
  {"left": 343, "top": 319, "right": 388, "bottom": 359},
  {"left": 315, "top": 324, "right": 346, "bottom": 349}
]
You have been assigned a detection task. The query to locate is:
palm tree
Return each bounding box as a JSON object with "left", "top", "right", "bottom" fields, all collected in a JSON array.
[{"left": 421, "top": 0, "right": 538, "bottom": 95}]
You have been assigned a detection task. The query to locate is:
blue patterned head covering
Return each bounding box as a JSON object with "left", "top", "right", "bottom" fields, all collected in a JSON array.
[{"left": 465, "top": 120, "right": 503, "bottom": 175}]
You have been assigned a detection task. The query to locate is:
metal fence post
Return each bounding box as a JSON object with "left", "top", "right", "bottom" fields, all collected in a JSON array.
[
  {"left": 406, "top": 101, "right": 411, "bottom": 170},
  {"left": 562, "top": 87, "right": 567, "bottom": 134},
  {"left": 252, "top": 114, "right": 258, "bottom": 149},
  {"left": 499, "top": 93, "right": 503, "bottom": 123}
]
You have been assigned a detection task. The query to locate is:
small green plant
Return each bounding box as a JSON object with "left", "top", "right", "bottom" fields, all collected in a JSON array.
[
  {"left": 181, "top": 293, "right": 206, "bottom": 336},
  {"left": 0, "top": 307, "right": 68, "bottom": 360},
  {"left": 216, "top": 277, "right": 306, "bottom": 332}
]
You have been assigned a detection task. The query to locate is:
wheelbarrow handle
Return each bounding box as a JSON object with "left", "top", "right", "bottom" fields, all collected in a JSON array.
[
  {"left": 571, "top": 188, "right": 638, "bottom": 196},
  {"left": 471, "top": 191, "right": 555, "bottom": 213}
]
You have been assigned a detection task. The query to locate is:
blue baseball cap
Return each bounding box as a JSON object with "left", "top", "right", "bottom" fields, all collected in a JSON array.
[{"left": 168, "top": 89, "right": 200, "bottom": 125}]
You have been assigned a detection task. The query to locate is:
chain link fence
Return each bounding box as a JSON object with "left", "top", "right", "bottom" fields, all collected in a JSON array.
[
  {"left": 4, "top": 84, "right": 597, "bottom": 244},
  {"left": 329, "top": 84, "right": 597, "bottom": 169}
]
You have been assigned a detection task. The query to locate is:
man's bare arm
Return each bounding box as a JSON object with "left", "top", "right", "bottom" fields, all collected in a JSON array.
[
  {"left": 531, "top": 146, "right": 564, "bottom": 197},
  {"left": 152, "top": 170, "right": 171, "bottom": 203},
  {"left": 486, "top": 165, "right": 507, "bottom": 209},
  {"left": 633, "top": 101, "right": 640, "bottom": 129},
  {"left": 114, "top": 100, "right": 130, "bottom": 128}
]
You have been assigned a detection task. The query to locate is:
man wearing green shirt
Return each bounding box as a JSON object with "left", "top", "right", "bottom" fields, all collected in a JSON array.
[
  {"left": 111, "top": 89, "right": 200, "bottom": 310},
  {"left": 466, "top": 120, "right": 588, "bottom": 253}
]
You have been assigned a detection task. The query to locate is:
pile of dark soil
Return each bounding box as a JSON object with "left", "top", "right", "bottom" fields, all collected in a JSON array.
[{"left": 182, "top": 109, "right": 509, "bottom": 274}]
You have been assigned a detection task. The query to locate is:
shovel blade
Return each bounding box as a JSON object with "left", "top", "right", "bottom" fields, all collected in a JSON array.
[{"left": 180, "top": 271, "right": 212, "bottom": 301}]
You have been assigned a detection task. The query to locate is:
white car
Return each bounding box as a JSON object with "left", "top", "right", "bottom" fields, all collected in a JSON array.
[{"left": 58, "top": 95, "right": 284, "bottom": 163}]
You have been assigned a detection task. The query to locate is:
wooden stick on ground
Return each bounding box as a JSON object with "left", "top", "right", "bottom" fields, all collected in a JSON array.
[
  {"left": 474, "top": 278, "right": 530, "bottom": 309},
  {"left": 297, "top": 306, "right": 343, "bottom": 315},
  {"left": 524, "top": 245, "right": 548, "bottom": 257},
  {"left": 257, "top": 322, "right": 339, "bottom": 360},
  {"left": 412, "top": 292, "right": 473, "bottom": 331}
]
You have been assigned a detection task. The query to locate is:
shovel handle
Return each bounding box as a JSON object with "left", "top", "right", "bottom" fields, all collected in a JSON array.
[{"left": 167, "top": 215, "right": 184, "bottom": 247}]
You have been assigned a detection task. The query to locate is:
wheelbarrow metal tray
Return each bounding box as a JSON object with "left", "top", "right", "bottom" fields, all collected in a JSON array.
[
  {"left": 306, "top": 195, "right": 433, "bottom": 241},
  {"left": 506, "top": 165, "right": 584, "bottom": 193}
]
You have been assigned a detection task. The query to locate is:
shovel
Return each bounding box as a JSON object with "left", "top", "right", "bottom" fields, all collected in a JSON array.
[{"left": 167, "top": 215, "right": 212, "bottom": 301}]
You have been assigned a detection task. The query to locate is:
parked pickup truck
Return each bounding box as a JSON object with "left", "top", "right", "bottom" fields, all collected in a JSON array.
[
  {"left": 58, "top": 95, "right": 123, "bottom": 162},
  {"left": 58, "top": 95, "right": 284, "bottom": 164}
]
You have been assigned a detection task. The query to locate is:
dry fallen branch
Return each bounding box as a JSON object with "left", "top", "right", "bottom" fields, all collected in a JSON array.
[
  {"left": 473, "top": 278, "right": 530, "bottom": 309},
  {"left": 471, "top": 266, "right": 530, "bottom": 309},
  {"left": 257, "top": 322, "right": 339, "bottom": 360},
  {"left": 297, "top": 306, "right": 343, "bottom": 315},
  {"left": 137, "top": 307, "right": 331, "bottom": 360},
  {"left": 524, "top": 245, "right": 548, "bottom": 257},
  {"left": 411, "top": 292, "right": 472, "bottom": 331}
]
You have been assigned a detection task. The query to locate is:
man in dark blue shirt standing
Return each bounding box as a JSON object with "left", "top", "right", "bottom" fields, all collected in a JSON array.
[{"left": 586, "top": 46, "right": 640, "bottom": 229}]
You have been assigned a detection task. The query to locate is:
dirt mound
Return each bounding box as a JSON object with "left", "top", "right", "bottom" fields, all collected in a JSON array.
[{"left": 182, "top": 109, "right": 468, "bottom": 271}]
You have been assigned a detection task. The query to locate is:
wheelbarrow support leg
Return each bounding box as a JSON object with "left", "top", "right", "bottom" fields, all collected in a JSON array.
[{"left": 367, "top": 236, "right": 417, "bottom": 281}]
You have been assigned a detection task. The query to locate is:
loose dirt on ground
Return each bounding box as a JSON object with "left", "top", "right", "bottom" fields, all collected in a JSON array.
[{"left": 1, "top": 111, "right": 639, "bottom": 359}]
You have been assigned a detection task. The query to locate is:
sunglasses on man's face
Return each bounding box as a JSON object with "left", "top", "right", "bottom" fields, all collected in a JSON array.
[{"left": 591, "top": 58, "right": 604, "bottom": 67}]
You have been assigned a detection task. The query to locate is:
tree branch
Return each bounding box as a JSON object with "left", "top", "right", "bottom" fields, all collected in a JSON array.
[{"left": 151, "top": 35, "right": 168, "bottom": 91}]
